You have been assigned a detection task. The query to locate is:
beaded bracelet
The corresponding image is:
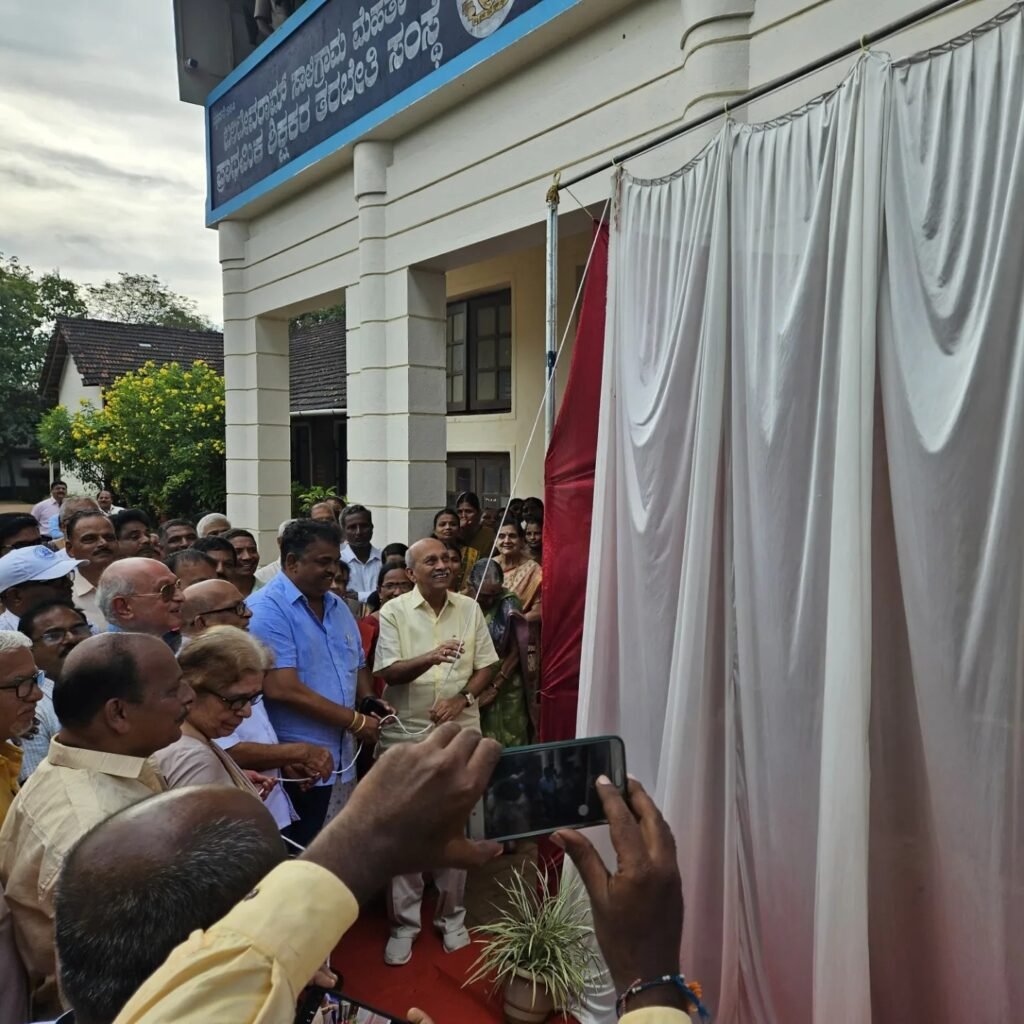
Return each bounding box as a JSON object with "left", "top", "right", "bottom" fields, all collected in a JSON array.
[{"left": 615, "top": 974, "right": 710, "bottom": 1020}]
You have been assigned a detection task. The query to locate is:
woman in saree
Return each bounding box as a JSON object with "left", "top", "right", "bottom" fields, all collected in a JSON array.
[
  {"left": 494, "top": 521, "right": 542, "bottom": 619},
  {"left": 433, "top": 508, "right": 479, "bottom": 589},
  {"left": 466, "top": 559, "right": 533, "bottom": 748}
]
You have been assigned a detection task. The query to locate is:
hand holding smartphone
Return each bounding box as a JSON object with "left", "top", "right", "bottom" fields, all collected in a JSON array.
[{"left": 466, "top": 736, "right": 627, "bottom": 843}]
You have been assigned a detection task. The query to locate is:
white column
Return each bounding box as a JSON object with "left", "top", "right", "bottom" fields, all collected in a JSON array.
[
  {"left": 347, "top": 142, "right": 447, "bottom": 544},
  {"left": 220, "top": 219, "right": 292, "bottom": 558}
]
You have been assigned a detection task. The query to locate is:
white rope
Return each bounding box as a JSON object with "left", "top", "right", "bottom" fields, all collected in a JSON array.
[{"left": 438, "top": 195, "right": 612, "bottom": 685}]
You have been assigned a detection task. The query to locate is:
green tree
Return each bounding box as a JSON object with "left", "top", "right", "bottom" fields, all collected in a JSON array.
[
  {"left": 37, "top": 360, "right": 225, "bottom": 516},
  {"left": 86, "top": 272, "right": 216, "bottom": 331},
  {"left": 0, "top": 254, "right": 86, "bottom": 477}
]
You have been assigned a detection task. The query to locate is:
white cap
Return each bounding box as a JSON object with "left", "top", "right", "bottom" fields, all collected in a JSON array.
[{"left": 0, "top": 546, "right": 85, "bottom": 594}]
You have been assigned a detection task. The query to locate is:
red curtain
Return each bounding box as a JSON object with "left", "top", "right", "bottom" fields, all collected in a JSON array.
[{"left": 539, "top": 223, "right": 609, "bottom": 742}]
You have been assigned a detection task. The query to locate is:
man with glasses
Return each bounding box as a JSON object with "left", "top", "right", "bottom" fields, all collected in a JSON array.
[
  {"left": 0, "top": 547, "right": 84, "bottom": 631},
  {"left": 181, "top": 580, "right": 332, "bottom": 832},
  {"left": 0, "top": 631, "right": 40, "bottom": 1024},
  {"left": 96, "top": 557, "right": 185, "bottom": 653},
  {"left": 64, "top": 510, "right": 121, "bottom": 631},
  {"left": 0, "top": 632, "right": 192, "bottom": 1017},
  {"left": 0, "top": 514, "right": 43, "bottom": 559},
  {"left": 249, "top": 520, "right": 380, "bottom": 845},
  {"left": 16, "top": 601, "right": 91, "bottom": 780}
]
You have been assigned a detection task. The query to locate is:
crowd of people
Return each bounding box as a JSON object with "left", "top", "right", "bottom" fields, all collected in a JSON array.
[{"left": 0, "top": 481, "right": 694, "bottom": 1024}]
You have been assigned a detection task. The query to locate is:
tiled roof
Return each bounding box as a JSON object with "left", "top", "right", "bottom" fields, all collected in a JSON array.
[
  {"left": 289, "top": 319, "right": 347, "bottom": 413},
  {"left": 39, "top": 317, "right": 346, "bottom": 414}
]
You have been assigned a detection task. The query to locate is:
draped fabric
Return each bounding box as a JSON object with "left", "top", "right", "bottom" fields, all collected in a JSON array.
[
  {"left": 540, "top": 224, "right": 609, "bottom": 742},
  {"left": 576, "top": 7, "right": 1024, "bottom": 1022}
]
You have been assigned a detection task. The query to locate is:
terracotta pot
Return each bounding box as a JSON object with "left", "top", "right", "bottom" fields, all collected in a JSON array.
[{"left": 503, "top": 969, "right": 555, "bottom": 1024}]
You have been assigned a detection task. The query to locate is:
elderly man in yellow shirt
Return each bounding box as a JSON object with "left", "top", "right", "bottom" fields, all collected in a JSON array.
[
  {"left": 0, "top": 632, "right": 193, "bottom": 1018},
  {"left": 0, "top": 631, "right": 44, "bottom": 1024},
  {"left": 108, "top": 723, "right": 694, "bottom": 1024},
  {"left": 374, "top": 536, "right": 499, "bottom": 965}
]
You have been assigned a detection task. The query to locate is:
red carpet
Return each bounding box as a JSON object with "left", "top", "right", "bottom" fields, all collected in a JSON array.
[{"left": 331, "top": 892, "right": 576, "bottom": 1023}]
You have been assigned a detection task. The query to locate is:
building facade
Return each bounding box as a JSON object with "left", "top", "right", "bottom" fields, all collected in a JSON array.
[{"left": 172, "top": 0, "right": 1007, "bottom": 556}]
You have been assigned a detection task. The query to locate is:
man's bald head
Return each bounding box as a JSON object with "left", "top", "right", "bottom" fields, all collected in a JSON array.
[
  {"left": 406, "top": 537, "right": 450, "bottom": 599},
  {"left": 56, "top": 787, "right": 283, "bottom": 1024},
  {"left": 54, "top": 632, "right": 192, "bottom": 755},
  {"left": 181, "top": 579, "right": 250, "bottom": 636}
]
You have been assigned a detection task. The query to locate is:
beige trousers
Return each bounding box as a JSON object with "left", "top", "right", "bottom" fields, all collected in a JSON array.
[{"left": 387, "top": 868, "right": 467, "bottom": 938}]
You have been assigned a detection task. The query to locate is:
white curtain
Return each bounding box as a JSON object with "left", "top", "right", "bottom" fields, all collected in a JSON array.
[{"left": 577, "top": 7, "right": 1024, "bottom": 1022}]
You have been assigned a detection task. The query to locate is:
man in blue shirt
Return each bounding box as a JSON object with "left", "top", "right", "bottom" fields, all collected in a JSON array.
[{"left": 248, "top": 519, "right": 379, "bottom": 845}]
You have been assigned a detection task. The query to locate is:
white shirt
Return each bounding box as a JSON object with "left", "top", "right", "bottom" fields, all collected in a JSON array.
[
  {"left": 72, "top": 572, "right": 107, "bottom": 631},
  {"left": 254, "top": 561, "right": 281, "bottom": 585},
  {"left": 340, "top": 543, "right": 382, "bottom": 602},
  {"left": 0, "top": 610, "right": 18, "bottom": 632},
  {"left": 216, "top": 703, "right": 297, "bottom": 830}
]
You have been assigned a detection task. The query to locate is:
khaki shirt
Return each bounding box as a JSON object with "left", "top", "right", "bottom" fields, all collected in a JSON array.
[
  {"left": 374, "top": 589, "right": 498, "bottom": 747},
  {"left": 72, "top": 572, "right": 107, "bottom": 631},
  {"left": 0, "top": 738, "right": 165, "bottom": 1015},
  {"left": 112, "top": 858, "right": 682, "bottom": 1024}
]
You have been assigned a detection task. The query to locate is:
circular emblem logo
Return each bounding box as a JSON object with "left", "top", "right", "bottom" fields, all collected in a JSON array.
[{"left": 458, "top": 0, "right": 514, "bottom": 39}]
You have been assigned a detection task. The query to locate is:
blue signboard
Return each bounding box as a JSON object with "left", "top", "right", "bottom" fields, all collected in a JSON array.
[{"left": 206, "top": 0, "right": 566, "bottom": 222}]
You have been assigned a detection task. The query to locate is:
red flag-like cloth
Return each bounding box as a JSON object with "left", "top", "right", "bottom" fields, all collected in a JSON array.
[{"left": 539, "top": 223, "right": 609, "bottom": 742}]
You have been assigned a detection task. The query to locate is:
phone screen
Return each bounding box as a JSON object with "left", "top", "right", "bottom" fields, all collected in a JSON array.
[{"left": 467, "top": 736, "right": 626, "bottom": 842}]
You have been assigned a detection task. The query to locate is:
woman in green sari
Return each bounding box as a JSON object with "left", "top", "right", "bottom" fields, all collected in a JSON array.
[{"left": 465, "top": 559, "right": 532, "bottom": 748}]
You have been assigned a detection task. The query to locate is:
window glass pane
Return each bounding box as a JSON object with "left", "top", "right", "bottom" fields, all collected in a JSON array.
[
  {"left": 446, "top": 379, "right": 452, "bottom": 403},
  {"left": 452, "top": 343, "right": 465, "bottom": 374},
  {"left": 477, "top": 305, "right": 496, "bottom": 337},
  {"left": 498, "top": 337, "right": 512, "bottom": 368},
  {"left": 498, "top": 304, "right": 511, "bottom": 334},
  {"left": 498, "top": 369, "right": 512, "bottom": 400},
  {"left": 451, "top": 375, "right": 465, "bottom": 404},
  {"left": 447, "top": 317, "right": 454, "bottom": 343},
  {"left": 482, "top": 463, "right": 501, "bottom": 493},
  {"left": 453, "top": 310, "right": 466, "bottom": 342},
  {"left": 476, "top": 371, "right": 496, "bottom": 401},
  {"left": 477, "top": 338, "right": 496, "bottom": 371}
]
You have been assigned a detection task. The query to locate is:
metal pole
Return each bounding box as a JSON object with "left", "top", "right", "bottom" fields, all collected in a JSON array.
[{"left": 545, "top": 174, "right": 560, "bottom": 448}]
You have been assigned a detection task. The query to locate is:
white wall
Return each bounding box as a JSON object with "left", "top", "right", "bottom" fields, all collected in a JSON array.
[{"left": 55, "top": 358, "right": 102, "bottom": 497}]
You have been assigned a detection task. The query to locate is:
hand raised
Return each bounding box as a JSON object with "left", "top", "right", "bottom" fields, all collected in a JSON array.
[
  {"left": 304, "top": 723, "right": 502, "bottom": 902},
  {"left": 553, "top": 778, "right": 684, "bottom": 996}
]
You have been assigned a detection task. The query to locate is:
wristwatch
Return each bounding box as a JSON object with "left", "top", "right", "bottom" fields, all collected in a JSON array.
[{"left": 461, "top": 688, "right": 477, "bottom": 708}]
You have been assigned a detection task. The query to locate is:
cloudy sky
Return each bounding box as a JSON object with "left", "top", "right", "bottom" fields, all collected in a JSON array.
[{"left": 0, "top": 1, "right": 222, "bottom": 323}]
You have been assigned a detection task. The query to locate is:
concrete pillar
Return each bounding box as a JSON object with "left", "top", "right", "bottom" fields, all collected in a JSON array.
[
  {"left": 220, "top": 221, "right": 292, "bottom": 559},
  {"left": 347, "top": 142, "right": 447, "bottom": 544}
]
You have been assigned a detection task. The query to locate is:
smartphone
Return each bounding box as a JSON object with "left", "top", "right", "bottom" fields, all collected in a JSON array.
[
  {"left": 325, "top": 988, "right": 411, "bottom": 1024},
  {"left": 466, "top": 736, "right": 627, "bottom": 842}
]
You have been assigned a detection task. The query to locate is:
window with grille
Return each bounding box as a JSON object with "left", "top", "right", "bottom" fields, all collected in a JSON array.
[{"left": 446, "top": 289, "right": 512, "bottom": 414}]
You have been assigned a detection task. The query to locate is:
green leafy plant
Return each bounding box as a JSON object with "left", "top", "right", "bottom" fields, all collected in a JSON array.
[
  {"left": 295, "top": 484, "right": 344, "bottom": 514},
  {"left": 37, "top": 360, "right": 225, "bottom": 517},
  {"left": 465, "top": 866, "right": 600, "bottom": 1011}
]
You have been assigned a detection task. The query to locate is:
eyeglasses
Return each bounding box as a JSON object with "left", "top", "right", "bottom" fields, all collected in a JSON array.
[
  {"left": 204, "top": 601, "right": 250, "bottom": 618},
  {"left": 381, "top": 580, "right": 413, "bottom": 593},
  {"left": 0, "top": 674, "right": 40, "bottom": 701},
  {"left": 0, "top": 537, "right": 45, "bottom": 556},
  {"left": 207, "top": 690, "right": 264, "bottom": 712},
  {"left": 134, "top": 579, "right": 184, "bottom": 603},
  {"left": 36, "top": 622, "right": 92, "bottom": 646}
]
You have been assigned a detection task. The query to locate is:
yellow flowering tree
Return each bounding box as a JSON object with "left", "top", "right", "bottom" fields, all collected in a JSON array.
[{"left": 38, "top": 360, "right": 226, "bottom": 516}]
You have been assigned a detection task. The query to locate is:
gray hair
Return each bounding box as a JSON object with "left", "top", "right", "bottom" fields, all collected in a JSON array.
[
  {"left": 96, "top": 570, "right": 137, "bottom": 624},
  {"left": 277, "top": 518, "right": 297, "bottom": 539},
  {"left": 196, "top": 513, "right": 231, "bottom": 538},
  {"left": 59, "top": 496, "right": 101, "bottom": 529},
  {"left": 0, "top": 631, "right": 32, "bottom": 654},
  {"left": 55, "top": 814, "right": 283, "bottom": 1024}
]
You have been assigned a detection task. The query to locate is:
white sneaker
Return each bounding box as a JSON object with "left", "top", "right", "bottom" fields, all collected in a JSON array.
[
  {"left": 384, "top": 934, "right": 414, "bottom": 965},
  {"left": 442, "top": 926, "right": 471, "bottom": 953}
]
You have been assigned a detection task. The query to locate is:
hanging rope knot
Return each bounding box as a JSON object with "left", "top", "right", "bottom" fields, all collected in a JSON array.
[{"left": 546, "top": 169, "right": 562, "bottom": 205}]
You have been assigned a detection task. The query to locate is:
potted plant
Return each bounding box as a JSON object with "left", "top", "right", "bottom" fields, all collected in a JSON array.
[{"left": 466, "top": 866, "right": 601, "bottom": 1023}]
